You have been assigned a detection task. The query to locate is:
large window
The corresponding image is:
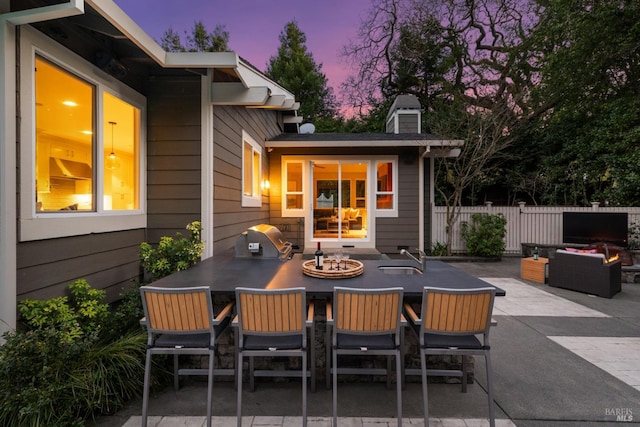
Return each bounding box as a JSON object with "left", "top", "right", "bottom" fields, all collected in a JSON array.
[
  {"left": 242, "top": 131, "right": 262, "bottom": 207},
  {"left": 20, "top": 28, "right": 146, "bottom": 241},
  {"left": 35, "top": 57, "right": 95, "bottom": 211},
  {"left": 35, "top": 58, "right": 140, "bottom": 212}
]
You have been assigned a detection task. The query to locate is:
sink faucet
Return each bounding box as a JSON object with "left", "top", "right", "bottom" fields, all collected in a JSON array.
[{"left": 400, "top": 248, "right": 427, "bottom": 271}]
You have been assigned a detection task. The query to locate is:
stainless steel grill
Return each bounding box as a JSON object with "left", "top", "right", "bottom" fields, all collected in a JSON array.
[{"left": 234, "top": 224, "right": 293, "bottom": 260}]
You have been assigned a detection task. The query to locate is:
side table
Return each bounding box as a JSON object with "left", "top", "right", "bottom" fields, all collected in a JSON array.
[{"left": 521, "top": 257, "right": 549, "bottom": 283}]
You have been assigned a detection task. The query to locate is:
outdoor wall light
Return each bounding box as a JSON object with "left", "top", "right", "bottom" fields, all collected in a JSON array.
[{"left": 261, "top": 179, "right": 270, "bottom": 193}]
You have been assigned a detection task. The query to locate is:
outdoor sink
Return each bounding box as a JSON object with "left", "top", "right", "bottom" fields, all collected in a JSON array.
[{"left": 378, "top": 266, "right": 423, "bottom": 275}]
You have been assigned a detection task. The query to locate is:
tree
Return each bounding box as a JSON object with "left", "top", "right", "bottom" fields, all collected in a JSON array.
[
  {"left": 430, "top": 99, "right": 518, "bottom": 254},
  {"left": 341, "top": 0, "right": 537, "bottom": 250},
  {"left": 341, "top": 0, "right": 542, "bottom": 118},
  {"left": 265, "top": 21, "right": 338, "bottom": 122},
  {"left": 159, "top": 21, "right": 229, "bottom": 52},
  {"left": 524, "top": 0, "right": 640, "bottom": 206},
  {"left": 159, "top": 27, "right": 184, "bottom": 52}
]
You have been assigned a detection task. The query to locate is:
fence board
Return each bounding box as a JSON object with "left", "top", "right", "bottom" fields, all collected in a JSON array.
[{"left": 432, "top": 205, "right": 640, "bottom": 255}]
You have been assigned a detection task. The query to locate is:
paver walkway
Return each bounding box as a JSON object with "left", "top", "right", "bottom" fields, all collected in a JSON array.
[{"left": 121, "top": 416, "right": 516, "bottom": 426}]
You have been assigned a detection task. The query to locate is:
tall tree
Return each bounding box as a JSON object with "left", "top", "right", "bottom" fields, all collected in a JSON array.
[
  {"left": 265, "top": 21, "right": 338, "bottom": 123},
  {"left": 341, "top": 0, "right": 541, "bottom": 118},
  {"left": 159, "top": 27, "right": 184, "bottom": 52},
  {"left": 525, "top": 0, "right": 640, "bottom": 206},
  {"left": 341, "top": 0, "right": 539, "bottom": 251},
  {"left": 431, "top": 98, "right": 519, "bottom": 254},
  {"left": 159, "top": 21, "right": 229, "bottom": 52}
]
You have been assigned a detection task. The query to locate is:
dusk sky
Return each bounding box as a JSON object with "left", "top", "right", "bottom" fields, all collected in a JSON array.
[{"left": 114, "top": 0, "right": 373, "bottom": 103}]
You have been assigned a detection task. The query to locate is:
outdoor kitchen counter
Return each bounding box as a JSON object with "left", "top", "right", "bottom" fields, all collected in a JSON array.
[{"left": 149, "top": 253, "right": 505, "bottom": 297}]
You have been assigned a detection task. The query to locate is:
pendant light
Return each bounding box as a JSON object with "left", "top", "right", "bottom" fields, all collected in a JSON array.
[{"left": 106, "top": 121, "right": 121, "bottom": 170}]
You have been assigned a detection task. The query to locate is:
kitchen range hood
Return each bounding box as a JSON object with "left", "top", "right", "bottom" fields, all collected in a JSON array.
[{"left": 49, "top": 157, "right": 92, "bottom": 180}]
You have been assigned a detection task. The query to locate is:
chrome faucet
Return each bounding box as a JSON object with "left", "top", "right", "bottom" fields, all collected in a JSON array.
[{"left": 400, "top": 248, "right": 428, "bottom": 271}]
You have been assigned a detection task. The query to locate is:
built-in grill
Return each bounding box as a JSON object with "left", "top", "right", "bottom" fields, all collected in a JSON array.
[{"left": 234, "top": 224, "right": 293, "bottom": 261}]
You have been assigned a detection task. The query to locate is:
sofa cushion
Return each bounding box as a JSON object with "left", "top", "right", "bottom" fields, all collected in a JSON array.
[
  {"left": 564, "top": 247, "right": 597, "bottom": 254},
  {"left": 556, "top": 249, "right": 605, "bottom": 263}
]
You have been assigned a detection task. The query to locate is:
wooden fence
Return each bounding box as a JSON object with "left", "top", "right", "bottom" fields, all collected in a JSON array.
[{"left": 431, "top": 204, "right": 640, "bottom": 255}]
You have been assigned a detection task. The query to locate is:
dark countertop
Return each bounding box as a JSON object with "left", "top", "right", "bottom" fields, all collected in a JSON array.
[{"left": 149, "top": 253, "right": 505, "bottom": 298}]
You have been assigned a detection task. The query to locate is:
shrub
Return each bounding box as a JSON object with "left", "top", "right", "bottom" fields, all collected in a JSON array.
[
  {"left": 19, "top": 279, "right": 109, "bottom": 343},
  {"left": 0, "top": 280, "right": 149, "bottom": 426},
  {"left": 428, "top": 241, "right": 448, "bottom": 256},
  {"left": 103, "top": 283, "right": 145, "bottom": 340},
  {"left": 461, "top": 213, "right": 507, "bottom": 257},
  {"left": 139, "top": 221, "right": 204, "bottom": 281}
]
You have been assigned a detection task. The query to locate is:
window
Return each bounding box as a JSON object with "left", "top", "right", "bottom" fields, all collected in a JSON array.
[
  {"left": 242, "top": 131, "right": 262, "bottom": 207},
  {"left": 19, "top": 27, "right": 146, "bottom": 241},
  {"left": 282, "top": 161, "right": 304, "bottom": 215},
  {"left": 35, "top": 57, "right": 95, "bottom": 211},
  {"left": 103, "top": 92, "right": 140, "bottom": 211},
  {"left": 375, "top": 161, "right": 396, "bottom": 214},
  {"left": 34, "top": 58, "right": 140, "bottom": 212}
]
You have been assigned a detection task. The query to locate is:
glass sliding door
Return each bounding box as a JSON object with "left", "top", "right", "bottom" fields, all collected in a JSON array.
[{"left": 312, "top": 161, "right": 368, "bottom": 240}]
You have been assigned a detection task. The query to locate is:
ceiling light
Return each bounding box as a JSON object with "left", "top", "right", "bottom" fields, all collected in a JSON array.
[{"left": 105, "top": 121, "right": 120, "bottom": 170}]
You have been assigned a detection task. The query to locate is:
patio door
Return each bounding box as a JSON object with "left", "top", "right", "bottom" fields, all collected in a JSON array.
[{"left": 311, "top": 161, "right": 368, "bottom": 243}]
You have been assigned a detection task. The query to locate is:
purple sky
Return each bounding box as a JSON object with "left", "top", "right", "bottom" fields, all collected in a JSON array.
[{"left": 114, "top": 0, "right": 372, "bottom": 103}]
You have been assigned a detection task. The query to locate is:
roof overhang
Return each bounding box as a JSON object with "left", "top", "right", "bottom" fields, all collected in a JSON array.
[
  {"left": 82, "top": 0, "right": 296, "bottom": 111},
  {"left": 266, "top": 133, "right": 464, "bottom": 157}
]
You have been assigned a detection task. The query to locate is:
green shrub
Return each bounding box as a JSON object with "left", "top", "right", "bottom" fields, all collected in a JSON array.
[
  {"left": 102, "top": 283, "right": 145, "bottom": 340},
  {"left": 0, "top": 223, "right": 206, "bottom": 426},
  {"left": 460, "top": 213, "right": 507, "bottom": 257},
  {"left": 139, "top": 221, "right": 204, "bottom": 281},
  {"left": 19, "top": 279, "right": 109, "bottom": 343},
  {"left": 428, "top": 241, "right": 448, "bottom": 256},
  {"left": 0, "top": 280, "right": 149, "bottom": 426}
]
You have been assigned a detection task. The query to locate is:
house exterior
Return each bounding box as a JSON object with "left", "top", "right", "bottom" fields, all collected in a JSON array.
[
  {"left": 0, "top": 0, "right": 299, "bottom": 337},
  {"left": 0, "top": 0, "right": 462, "bottom": 338}
]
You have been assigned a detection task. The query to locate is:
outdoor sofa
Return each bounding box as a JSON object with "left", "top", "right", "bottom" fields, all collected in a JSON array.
[{"left": 548, "top": 249, "right": 622, "bottom": 298}]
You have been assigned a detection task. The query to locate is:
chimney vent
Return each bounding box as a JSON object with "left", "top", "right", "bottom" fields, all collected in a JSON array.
[{"left": 386, "top": 94, "right": 421, "bottom": 134}]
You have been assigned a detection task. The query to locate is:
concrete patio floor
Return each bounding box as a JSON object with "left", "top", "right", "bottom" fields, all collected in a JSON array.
[{"left": 90, "top": 257, "right": 640, "bottom": 426}]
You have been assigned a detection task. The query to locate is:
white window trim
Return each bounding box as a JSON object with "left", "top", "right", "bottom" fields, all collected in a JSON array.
[
  {"left": 374, "top": 158, "right": 398, "bottom": 217},
  {"left": 281, "top": 155, "right": 398, "bottom": 217},
  {"left": 241, "top": 130, "right": 262, "bottom": 207},
  {"left": 281, "top": 159, "right": 306, "bottom": 217},
  {"left": 18, "top": 27, "right": 146, "bottom": 241}
]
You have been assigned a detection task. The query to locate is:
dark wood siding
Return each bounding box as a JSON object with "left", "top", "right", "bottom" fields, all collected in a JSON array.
[
  {"left": 376, "top": 155, "right": 420, "bottom": 254},
  {"left": 211, "top": 106, "right": 282, "bottom": 253},
  {"left": 16, "top": 229, "right": 144, "bottom": 303},
  {"left": 14, "top": 76, "right": 205, "bottom": 305},
  {"left": 146, "top": 75, "right": 202, "bottom": 244}
]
